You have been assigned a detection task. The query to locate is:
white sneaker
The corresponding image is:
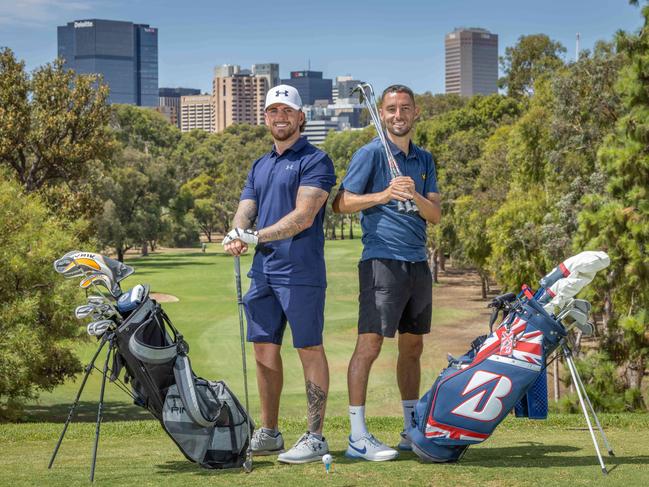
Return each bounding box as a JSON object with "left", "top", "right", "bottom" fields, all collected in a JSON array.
[
  {"left": 250, "top": 429, "right": 284, "bottom": 456},
  {"left": 277, "top": 432, "right": 329, "bottom": 464},
  {"left": 397, "top": 430, "right": 412, "bottom": 451},
  {"left": 345, "top": 434, "right": 399, "bottom": 461}
]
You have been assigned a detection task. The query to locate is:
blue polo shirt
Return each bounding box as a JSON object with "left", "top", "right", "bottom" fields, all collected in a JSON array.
[
  {"left": 240, "top": 136, "right": 336, "bottom": 287},
  {"left": 340, "top": 137, "right": 438, "bottom": 263}
]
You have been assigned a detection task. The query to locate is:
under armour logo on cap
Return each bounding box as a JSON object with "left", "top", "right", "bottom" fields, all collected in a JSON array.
[{"left": 265, "top": 84, "right": 302, "bottom": 111}]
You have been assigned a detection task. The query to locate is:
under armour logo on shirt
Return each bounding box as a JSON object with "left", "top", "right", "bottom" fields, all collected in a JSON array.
[
  {"left": 276, "top": 90, "right": 289, "bottom": 97},
  {"left": 286, "top": 164, "right": 294, "bottom": 170}
]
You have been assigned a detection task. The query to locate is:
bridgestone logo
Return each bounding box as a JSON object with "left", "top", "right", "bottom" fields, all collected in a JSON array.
[{"left": 74, "top": 21, "right": 94, "bottom": 28}]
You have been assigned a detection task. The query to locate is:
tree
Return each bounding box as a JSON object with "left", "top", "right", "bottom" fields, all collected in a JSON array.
[
  {"left": 96, "top": 148, "right": 176, "bottom": 260},
  {"left": 180, "top": 173, "right": 223, "bottom": 242},
  {"left": 574, "top": 7, "right": 649, "bottom": 404},
  {"left": 499, "top": 34, "right": 566, "bottom": 97},
  {"left": 0, "top": 176, "right": 83, "bottom": 419},
  {"left": 0, "top": 48, "right": 113, "bottom": 192},
  {"left": 112, "top": 104, "right": 181, "bottom": 156}
]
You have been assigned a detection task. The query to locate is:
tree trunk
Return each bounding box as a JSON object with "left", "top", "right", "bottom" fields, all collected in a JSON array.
[
  {"left": 439, "top": 251, "right": 446, "bottom": 272},
  {"left": 340, "top": 215, "right": 345, "bottom": 240},
  {"left": 117, "top": 247, "right": 124, "bottom": 262},
  {"left": 207, "top": 231, "right": 212, "bottom": 243},
  {"left": 141, "top": 241, "right": 148, "bottom": 257},
  {"left": 430, "top": 248, "right": 439, "bottom": 284},
  {"left": 479, "top": 271, "right": 487, "bottom": 299},
  {"left": 150, "top": 240, "right": 157, "bottom": 252},
  {"left": 349, "top": 215, "right": 354, "bottom": 239}
]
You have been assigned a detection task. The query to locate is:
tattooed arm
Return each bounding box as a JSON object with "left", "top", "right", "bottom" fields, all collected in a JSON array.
[
  {"left": 306, "top": 379, "right": 327, "bottom": 434},
  {"left": 257, "top": 186, "right": 329, "bottom": 243},
  {"left": 223, "top": 199, "right": 258, "bottom": 256}
]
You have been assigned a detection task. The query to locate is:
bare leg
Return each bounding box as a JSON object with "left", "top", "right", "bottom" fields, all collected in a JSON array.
[
  {"left": 254, "top": 342, "right": 283, "bottom": 430},
  {"left": 297, "top": 345, "right": 329, "bottom": 435},
  {"left": 347, "top": 333, "right": 383, "bottom": 406},
  {"left": 397, "top": 333, "right": 423, "bottom": 400}
]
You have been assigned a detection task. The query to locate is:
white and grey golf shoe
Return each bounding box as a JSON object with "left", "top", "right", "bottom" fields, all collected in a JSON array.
[
  {"left": 250, "top": 428, "right": 284, "bottom": 456},
  {"left": 345, "top": 434, "right": 399, "bottom": 461},
  {"left": 277, "top": 432, "right": 329, "bottom": 464}
]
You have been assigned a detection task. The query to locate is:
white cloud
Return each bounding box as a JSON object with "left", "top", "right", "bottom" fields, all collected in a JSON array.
[{"left": 0, "top": 0, "right": 97, "bottom": 27}]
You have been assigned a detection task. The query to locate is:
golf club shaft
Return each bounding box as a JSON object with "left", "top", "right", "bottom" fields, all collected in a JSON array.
[{"left": 234, "top": 256, "right": 253, "bottom": 471}]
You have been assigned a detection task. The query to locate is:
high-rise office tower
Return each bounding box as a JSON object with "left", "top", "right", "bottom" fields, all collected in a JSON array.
[
  {"left": 159, "top": 87, "right": 201, "bottom": 127},
  {"left": 252, "top": 63, "right": 280, "bottom": 89},
  {"left": 281, "top": 70, "right": 333, "bottom": 105},
  {"left": 212, "top": 65, "right": 269, "bottom": 132},
  {"left": 180, "top": 94, "right": 214, "bottom": 133},
  {"left": 445, "top": 27, "right": 498, "bottom": 97},
  {"left": 57, "top": 19, "right": 158, "bottom": 106}
]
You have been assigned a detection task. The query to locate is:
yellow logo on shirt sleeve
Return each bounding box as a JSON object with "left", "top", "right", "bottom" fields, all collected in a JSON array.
[{"left": 422, "top": 173, "right": 426, "bottom": 180}]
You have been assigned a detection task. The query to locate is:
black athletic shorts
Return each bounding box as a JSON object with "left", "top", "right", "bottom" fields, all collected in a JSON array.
[{"left": 358, "top": 258, "right": 432, "bottom": 337}]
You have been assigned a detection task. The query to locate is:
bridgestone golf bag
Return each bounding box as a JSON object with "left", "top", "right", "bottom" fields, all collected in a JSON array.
[
  {"left": 112, "top": 297, "right": 253, "bottom": 469},
  {"left": 407, "top": 296, "right": 566, "bottom": 463}
]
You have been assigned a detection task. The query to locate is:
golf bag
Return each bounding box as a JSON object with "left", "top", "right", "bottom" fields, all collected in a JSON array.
[
  {"left": 408, "top": 296, "right": 566, "bottom": 463},
  {"left": 112, "top": 296, "right": 253, "bottom": 469}
]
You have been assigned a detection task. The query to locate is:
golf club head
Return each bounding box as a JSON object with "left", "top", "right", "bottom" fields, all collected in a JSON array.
[
  {"left": 572, "top": 299, "right": 591, "bottom": 317},
  {"left": 86, "top": 319, "right": 115, "bottom": 337},
  {"left": 75, "top": 304, "right": 99, "bottom": 320},
  {"left": 80, "top": 273, "right": 122, "bottom": 298},
  {"left": 53, "top": 250, "right": 84, "bottom": 278},
  {"left": 87, "top": 294, "right": 109, "bottom": 306},
  {"left": 90, "top": 304, "right": 118, "bottom": 321},
  {"left": 54, "top": 251, "right": 134, "bottom": 284},
  {"left": 575, "top": 321, "right": 595, "bottom": 337}
]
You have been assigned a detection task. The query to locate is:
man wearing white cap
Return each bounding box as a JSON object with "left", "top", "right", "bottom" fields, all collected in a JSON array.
[{"left": 223, "top": 84, "right": 337, "bottom": 464}]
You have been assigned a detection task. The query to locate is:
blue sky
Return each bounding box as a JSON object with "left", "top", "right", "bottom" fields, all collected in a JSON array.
[{"left": 0, "top": 0, "right": 643, "bottom": 94}]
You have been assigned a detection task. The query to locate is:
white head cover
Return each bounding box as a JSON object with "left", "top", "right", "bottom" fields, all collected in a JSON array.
[{"left": 265, "top": 84, "right": 302, "bottom": 110}]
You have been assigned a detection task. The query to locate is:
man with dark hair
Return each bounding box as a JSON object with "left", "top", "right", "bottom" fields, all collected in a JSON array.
[
  {"left": 223, "top": 84, "right": 336, "bottom": 464},
  {"left": 332, "top": 84, "right": 441, "bottom": 461}
]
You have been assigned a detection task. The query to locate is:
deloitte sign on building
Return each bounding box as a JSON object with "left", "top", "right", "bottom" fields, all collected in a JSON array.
[{"left": 57, "top": 19, "right": 158, "bottom": 107}]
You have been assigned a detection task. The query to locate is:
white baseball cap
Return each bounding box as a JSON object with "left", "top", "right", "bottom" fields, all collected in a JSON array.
[{"left": 265, "top": 84, "right": 302, "bottom": 110}]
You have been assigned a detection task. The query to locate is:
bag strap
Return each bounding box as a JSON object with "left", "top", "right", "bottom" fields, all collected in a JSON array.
[{"left": 173, "top": 355, "right": 218, "bottom": 428}]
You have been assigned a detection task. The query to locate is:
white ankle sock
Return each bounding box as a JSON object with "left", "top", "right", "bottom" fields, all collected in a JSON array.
[
  {"left": 402, "top": 400, "right": 417, "bottom": 430},
  {"left": 349, "top": 405, "right": 369, "bottom": 441}
]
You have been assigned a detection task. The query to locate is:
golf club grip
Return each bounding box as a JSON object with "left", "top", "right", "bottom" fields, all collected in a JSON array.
[
  {"left": 404, "top": 199, "right": 418, "bottom": 215},
  {"left": 397, "top": 200, "right": 407, "bottom": 213}
]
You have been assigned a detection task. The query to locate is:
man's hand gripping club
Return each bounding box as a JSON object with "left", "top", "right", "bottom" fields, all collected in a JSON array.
[{"left": 222, "top": 228, "right": 259, "bottom": 256}]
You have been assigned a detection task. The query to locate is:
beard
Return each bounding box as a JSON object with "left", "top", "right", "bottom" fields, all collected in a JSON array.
[
  {"left": 386, "top": 123, "right": 412, "bottom": 137},
  {"left": 270, "top": 123, "right": 299, "bottom": 141}
]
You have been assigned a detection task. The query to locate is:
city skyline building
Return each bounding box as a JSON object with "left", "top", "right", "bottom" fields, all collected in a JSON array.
[
  {"left": 252, "top": 63, "right": 280, "bottom": 89},
  {"left": 159, "top": 87, "right": 201, "bottom": 127},
  {"left": 180, "top": 94, "right": 214, "bottom": 132},
  {"left": 212, "top": 68, "right": 267, "bottom": 132},
  {"left": 281, "top": 70, "right": 332, "bottom": 105},
  {"left": 57, "top": 19, "right": 158, "bottom": 106},
  {"left": 445, "top": 27, "right": 498, "bottom": 97}
]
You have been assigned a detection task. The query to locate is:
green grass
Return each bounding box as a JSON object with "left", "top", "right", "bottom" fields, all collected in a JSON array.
[
  {"left": 2, "top": 415, "right": 648, "bottom": 486},
  {"left": 7, "top": 240, "right": 649, "bottom": 485}
]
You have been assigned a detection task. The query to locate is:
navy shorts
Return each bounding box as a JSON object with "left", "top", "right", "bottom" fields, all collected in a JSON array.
[
  {"left": 358, "top": 258, "right": 432, "bottom": 337},
  {"left": 243, "top": 276, "right": 326, "bottom": 348}
]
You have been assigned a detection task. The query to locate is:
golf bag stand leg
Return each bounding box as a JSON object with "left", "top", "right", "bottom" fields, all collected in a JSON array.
[
  {"left": 48, "top": 334, "right": 111, "bottom": 470},
  {"left": 561, "top": 342, "right": 610, "bottom": 474},
  {"left": 234, "top": 256, "right": 253, "bottom": 473},
  {"left": 89, "top": 334, "right": 115, "bottom": 482}
]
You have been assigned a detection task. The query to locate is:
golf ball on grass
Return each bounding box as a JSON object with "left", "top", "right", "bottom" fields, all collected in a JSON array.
[{"left": 322, "top": 454, "right": 333, "bottom": 473}]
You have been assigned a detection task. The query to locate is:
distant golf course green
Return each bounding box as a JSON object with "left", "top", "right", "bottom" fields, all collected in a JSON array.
[{"left": 3, "top": 240, "right": 648, "bottom": 485}]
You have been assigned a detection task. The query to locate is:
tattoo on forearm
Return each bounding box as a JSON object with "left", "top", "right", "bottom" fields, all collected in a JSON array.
[
  {"left": 306, "top": 380, "right": 326, "bottom": 433},
  {"left": 258, "top": 186, "right": 329, "bottom": 242},
  {"left": 232, "top": 199, "right": 258, "bottom": 229}
]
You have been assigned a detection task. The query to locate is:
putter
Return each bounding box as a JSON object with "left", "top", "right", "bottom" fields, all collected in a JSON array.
[
  {"left": 234, "top": 256, "right": 253, "bottom": 473},
  {"left": 353, "top": 83, "right": 418, "bottom": 215}
]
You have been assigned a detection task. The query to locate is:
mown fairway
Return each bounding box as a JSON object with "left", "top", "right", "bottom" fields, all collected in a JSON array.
[{"left": 5, "top": 240, "right": 649, "bottom": 485}]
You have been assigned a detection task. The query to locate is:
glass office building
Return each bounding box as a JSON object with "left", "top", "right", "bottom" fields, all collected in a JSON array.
[
  {"left": 281, "top": 71, "right": 333, "bottom": 105},
  {"left": 57, "top": 19, "right": 159, "bottom": 106}
]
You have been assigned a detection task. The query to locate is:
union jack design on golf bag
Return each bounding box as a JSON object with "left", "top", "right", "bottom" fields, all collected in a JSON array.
[{"left": 407, "top": 297, "right": 566, "bottom": 462}]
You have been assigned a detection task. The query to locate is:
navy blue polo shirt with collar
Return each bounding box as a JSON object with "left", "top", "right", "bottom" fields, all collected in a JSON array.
[
  {"left": 340, "top": 136, "right": 438, "bottom": 263},
  {"left": 240, "top": 136, "right": 336, "bottom": 287}
]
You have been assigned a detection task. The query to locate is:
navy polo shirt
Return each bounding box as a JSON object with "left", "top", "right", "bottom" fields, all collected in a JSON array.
[
  {"left": 240, "top": 136, "right": 336, "bottom": 287},
  {"left": 340, "top": 137, "right": 438, "bottom": 263}
]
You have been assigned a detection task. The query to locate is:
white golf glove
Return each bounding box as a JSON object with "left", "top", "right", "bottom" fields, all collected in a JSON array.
[{"left": 222, "top": 228, "right": 259, "bottom": 247}]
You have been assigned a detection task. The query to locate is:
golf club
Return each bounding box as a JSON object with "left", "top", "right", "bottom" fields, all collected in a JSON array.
[
  {"left": 353, "top": 82, "right": 418, "bottom": 215},
  {"left": 234, "top": 256, "right": 253, "bottom": 473},
  {"left": 87, "top": 320, "right": 115, "bottom": 337}
]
